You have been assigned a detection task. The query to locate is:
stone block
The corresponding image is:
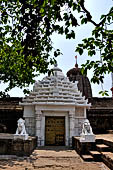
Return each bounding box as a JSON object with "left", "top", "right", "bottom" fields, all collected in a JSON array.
[
  {"left": 80, "top": 135, "right": 95, "bottom": 142},
  {"left": 0, "top": 135, "right": 37, "bottom": 156},
  {"left": 14, "top": 134, "right": 28, "bottom": 140}
]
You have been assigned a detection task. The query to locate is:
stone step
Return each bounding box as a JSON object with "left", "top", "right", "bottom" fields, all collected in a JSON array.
[
  {"left": 0, "top": 155, "right": 18, "bottom": 160},
  {"left": 106, "top": 130, "right": 113, "bottom": 134},
  {"left": 36, "top": 156, "right": 76, "bottom": 158},
  {"left": 101, "top": 152, "right": 113, "bottom": 169},
  {"left": 81, "top": 154, "right": 94, "bottom": 162},
  {"left": 96, "top": 139, "right": 103, "bottom": 144},
  {"left": 89, "top": 151, "right": 102, "bottom": 162},
  {"left": 96, "top": 144, "right": 110, "bottom": 152},
  {"left": 103, "top": 140, "right": 113, "bottom": 150}
]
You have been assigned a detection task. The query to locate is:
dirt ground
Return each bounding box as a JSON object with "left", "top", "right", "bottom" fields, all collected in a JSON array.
[{"left": 0, "top": 146, "right": 109, "bottom": 170}]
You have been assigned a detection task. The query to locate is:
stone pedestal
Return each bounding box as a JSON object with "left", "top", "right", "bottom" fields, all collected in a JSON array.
[
  {"left": 80, "top": 134, "right": 95, "bottom": 142},
  {"left": 0, "top": 134, "right": 37, "bottom": 156},
  {"left": 14, "top": 134, "right": 28, "bottom": 140}
]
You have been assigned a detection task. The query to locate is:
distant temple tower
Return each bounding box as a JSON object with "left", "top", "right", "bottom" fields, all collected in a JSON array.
[{"left": 67, "top": 56, "right": 92, "bottom": 98}]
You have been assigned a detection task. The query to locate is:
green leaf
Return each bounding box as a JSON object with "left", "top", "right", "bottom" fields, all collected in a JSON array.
[
  {"left": 99, "top": 90, "right": 109, "bottom": 96},
  {"left": 81, "top": 18, "right": 87, "bottom": 24},
  {"left": 100, "top": 14, "right": 105, "bottom": 20},
  {"left": 51, "top": 0, "right": 55, "bottom": 5}
]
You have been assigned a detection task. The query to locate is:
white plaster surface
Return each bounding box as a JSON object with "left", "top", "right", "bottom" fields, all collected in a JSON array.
[
  {"left": 20, "top": 65, "right": 91, "bottom": 146},
  {"left": 80, "top": 135, "right": 95, "bottom": 143}
]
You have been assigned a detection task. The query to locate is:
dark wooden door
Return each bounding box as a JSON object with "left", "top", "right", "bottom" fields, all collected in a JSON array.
[{"left": 45, "top": 116, "right": 65, "bottom": 146}]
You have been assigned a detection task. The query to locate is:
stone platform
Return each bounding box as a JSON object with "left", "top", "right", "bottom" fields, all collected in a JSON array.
[{"left": 0, "top": 133, "right": 37, "bottom": 156}]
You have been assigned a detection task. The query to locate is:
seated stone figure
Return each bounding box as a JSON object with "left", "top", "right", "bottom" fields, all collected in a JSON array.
[
  {"left": 15, "top": 118, "right": 28, "bottom": 140},
  {"left": 81, "top": 119, "right": 93, "bottom": 135},
  {"left": 80, "top": 119, "right": 95, "bottom": 142}
]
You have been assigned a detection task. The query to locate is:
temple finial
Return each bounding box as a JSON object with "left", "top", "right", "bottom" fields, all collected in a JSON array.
[
  {"left": 54, "top": 61, "right": 58, "bottom": 67},
  {"left": 75, "top": 55, "right": 78, "bottom": 68}
]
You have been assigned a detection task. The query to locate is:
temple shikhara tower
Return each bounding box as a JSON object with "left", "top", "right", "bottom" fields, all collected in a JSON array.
[
  {"left": 20, "top": 64, "right": 91, "bottom": 146},
  {"left": 67, "top": 56, "right": 92, "bottom": 99}
]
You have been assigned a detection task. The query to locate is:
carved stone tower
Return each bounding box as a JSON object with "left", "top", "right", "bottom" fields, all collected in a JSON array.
[{"left": 67, "top": 56, "right": 92, "bottom": 98}]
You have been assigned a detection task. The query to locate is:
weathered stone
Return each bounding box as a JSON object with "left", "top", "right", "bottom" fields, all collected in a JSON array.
[
  {"left": 67, "top": 65, "right": 92, "bottom": 98},
  {"left": 14, "top": 134, "right": 28, "bottom": 140},
  {"left": 0, "top": 134, "right": 37, "bottom": 156}
]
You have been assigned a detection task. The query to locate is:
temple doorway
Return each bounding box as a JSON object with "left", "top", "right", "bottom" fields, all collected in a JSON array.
[{"left": 45, "top": 116, "right": 65, "bottom": 146}]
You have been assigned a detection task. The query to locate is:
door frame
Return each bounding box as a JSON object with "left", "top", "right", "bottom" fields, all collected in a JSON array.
[{"left": 42, "top": 111, "right": 69, "bottom": 146}]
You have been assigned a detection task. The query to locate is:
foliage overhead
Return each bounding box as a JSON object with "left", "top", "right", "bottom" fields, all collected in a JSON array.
[{"left": 0, "top": 0, "right": 113, "bottom": 96}]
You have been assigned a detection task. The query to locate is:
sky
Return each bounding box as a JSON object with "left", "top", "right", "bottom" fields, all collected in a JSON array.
[{"left": 1, "top": 0, "right": 113, "bottom": 97}]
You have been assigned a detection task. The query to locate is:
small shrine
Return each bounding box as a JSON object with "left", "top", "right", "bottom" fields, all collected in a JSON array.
[{"left": 20, "top": 64, "right": 91, "bottom": 146}]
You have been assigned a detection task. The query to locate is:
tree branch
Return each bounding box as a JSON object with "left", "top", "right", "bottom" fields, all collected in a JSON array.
[
  {"left": 79, "top": 0, "right": 98, "bottom": 26},
  {"left": 79, "top": 0, "right": 112, "bottom": 27}
]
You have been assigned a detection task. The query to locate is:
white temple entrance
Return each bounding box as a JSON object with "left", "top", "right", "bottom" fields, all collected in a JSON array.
[
  {"left": 20, "top": 64, "right": 91, "bottom": 146},
  {"left": 41, "top": 110, "right": 69, "bottom": 146},
  {"left": 45, "top": 116, "right": 65, "bottom": 146}
]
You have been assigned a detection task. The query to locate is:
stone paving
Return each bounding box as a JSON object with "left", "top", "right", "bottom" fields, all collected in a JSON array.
[
  {"left": 96, "top": 134, "right": 113, "bottom": 142},
  {"left": 0, "top": 146, "right": 109, "bottom": 170}
]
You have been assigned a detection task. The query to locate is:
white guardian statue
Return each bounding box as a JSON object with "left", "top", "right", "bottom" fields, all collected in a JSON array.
[
  {"left": 80, "top": 119, "right": 95, "bottom": 142},
  {"left": 14, "top": 118, "right": 28, "bottom": 140}
]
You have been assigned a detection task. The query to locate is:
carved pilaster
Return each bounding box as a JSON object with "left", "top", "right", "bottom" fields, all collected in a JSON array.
[
  {"left": 69, "top": 110, "right": 75, "bottom": 145},
  {"left": 69, "top": 110, "right": 75, "bottom": 129},
  {"left": 35, "top": 110, "right": 42, "bottom": 121},
  {"left": 35, "top": 110, "right": 42, "bottom": 139}
]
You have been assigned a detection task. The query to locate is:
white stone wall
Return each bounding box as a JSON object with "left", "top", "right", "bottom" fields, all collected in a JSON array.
[
  {"left": 25, "top": 117, "right": 35, "bottom": 136},
  {"left": 74, "top": 107, "right": 86, "bottom": 136},
  {"left": 23, "top": 104, "right": 87, "bottom": 146},
  {"left": 22, "top": 104, "right": 89, "bottom": 146},
  {"left": 23, "top": 106, "right": 35, "bottom": 135}
]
